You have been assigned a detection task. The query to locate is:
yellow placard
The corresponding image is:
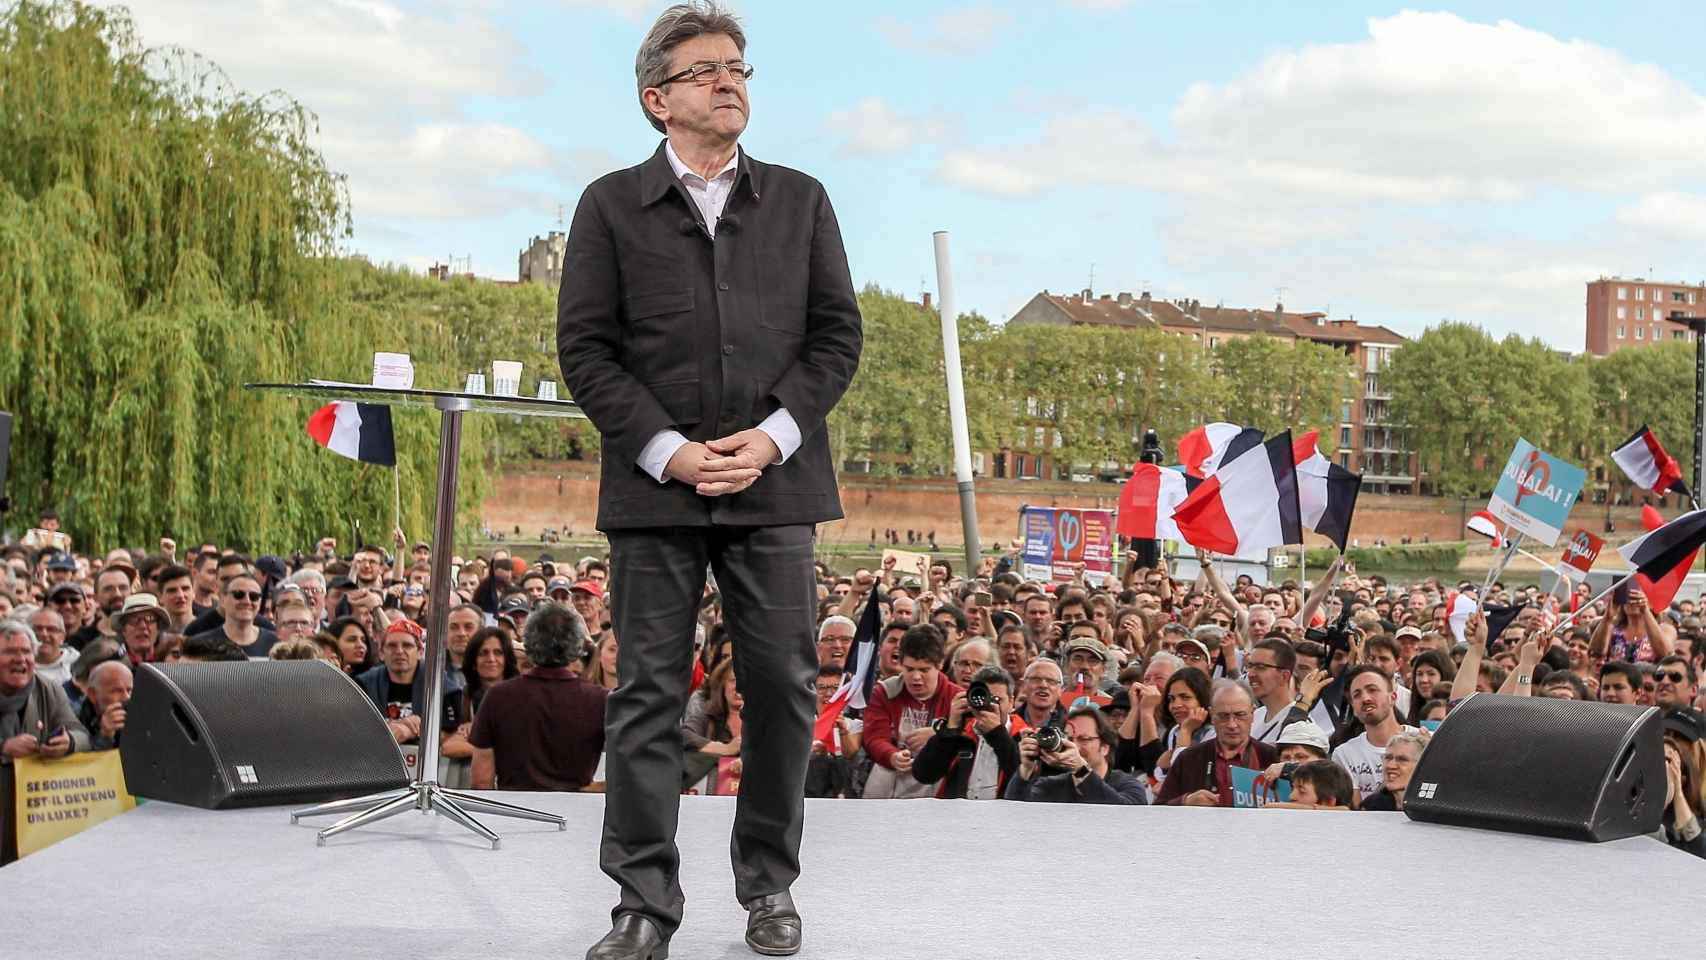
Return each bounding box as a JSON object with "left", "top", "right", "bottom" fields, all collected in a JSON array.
[{"left": 14, "top": 751, "right": 137, "bottom": 858}]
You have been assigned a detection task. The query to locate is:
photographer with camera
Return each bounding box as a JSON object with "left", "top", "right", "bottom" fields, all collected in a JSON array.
[
  {"left": 912, "top": 666, "right": 1024, "bottom": 800},
  {"left": 1004, "top": 706, "right": 1146, "bottom": 804}
]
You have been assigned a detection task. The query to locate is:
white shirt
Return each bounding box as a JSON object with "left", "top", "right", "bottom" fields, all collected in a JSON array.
[
  {"left": 34, "top": 647, "right": 79, "bottom": 686},
  {"left": 1332, "top": 725, "right": 1421, "bottom": 800},
  {"left": 635, "top": 141, "right": 802, "bottom": 483}
]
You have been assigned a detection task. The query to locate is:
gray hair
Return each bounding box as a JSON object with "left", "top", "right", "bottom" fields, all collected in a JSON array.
[
  {"left": 521, "top": 602, "right": 591, "bottom": 669},
  {"left": 1387, "top": 729, "right": 1432, "bottom": 757},
  {"left": 1148, "top": 651, "right": 1184, "bottom": 672},
  {"left": 89, "top": 658, "right": 133, "bottom": 689},
  {"left": 952, "top": 638, "right": 991, "bottom": 666},
  {"left": 0, "top": 618, "right": 37, "bottom": 652},
  {"left": 817, "top": 614, "right": 856, "bottom": 640},
  {"left": 1210, "top": 678, "right": 1253, "bottom": 707},
  {"left": 286, "top": 568, "right": 326, "bottom": 591},
  {"left": 1193, "top": 624, "right": 1227, "bottom": 645},
  {"left": 635, "top": 1, "right": 746, "bottom": 133}
]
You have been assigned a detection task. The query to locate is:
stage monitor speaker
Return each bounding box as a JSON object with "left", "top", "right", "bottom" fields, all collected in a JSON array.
[
  {"left": 122, "top": 660, "right": 409, "bottom": 809},
  {"left": 1403, "top": 693, "right": 1664, "bottom": 842}
]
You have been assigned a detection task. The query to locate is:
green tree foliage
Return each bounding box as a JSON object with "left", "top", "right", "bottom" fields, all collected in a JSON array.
[
  {"left": 1587, "top": 342, "right": 1696, "bottom": 485},
  {"left": 0, "top": 2, "right": 513, "bottom": 552},
  {"left": 1212, "top": 334, "right": 1355, "bottom": 440}
]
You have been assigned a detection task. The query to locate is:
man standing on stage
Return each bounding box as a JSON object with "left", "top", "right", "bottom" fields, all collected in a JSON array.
[{"left": 557, "top": 4, "right": 861, "bottom": 958}]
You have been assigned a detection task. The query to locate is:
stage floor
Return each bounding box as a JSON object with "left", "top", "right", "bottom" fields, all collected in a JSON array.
[{"left": 2, "top": 792, "right": 1699, "bottom": 959}]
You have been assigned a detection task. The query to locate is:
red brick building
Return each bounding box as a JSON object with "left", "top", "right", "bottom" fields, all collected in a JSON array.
[
  {"left": 1584, "top": 276, "right": 1706, "bottom": 356},
  {"left": 1005, "top": 289, "right": 1417, "bottom": 491}
]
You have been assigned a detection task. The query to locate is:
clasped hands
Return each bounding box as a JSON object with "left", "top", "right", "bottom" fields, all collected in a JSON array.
[{"left": 666, "top": 429, "right": 779, "bottom": 496}]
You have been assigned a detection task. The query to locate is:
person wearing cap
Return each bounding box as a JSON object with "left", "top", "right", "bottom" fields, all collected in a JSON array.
[
  {"left": 547, "top": 576, "right": 576, "bottom": 604},
  {"left": 27, "top": 607, "right": 77, "bottom": 686},
  {"left": 356, "top": 618, "right": 465, "bottom": 745},
  {"left": 40, "top": 549, "right": 78, "bottom": 587},
  {"left": 569, "top": 579, "right": 607, "bottom": 637},
  {"left": 110, "top": 594, "right": 170, "bottom": 666},
  {"left": 1060, "top": 624, "right": 1116, "bottom": 707},
  {"left": 1175, "top": 634, "right": 1215, "bottom": 675},
  {"left": 47, "top": 582, "right": 91, "bottom": 639}
]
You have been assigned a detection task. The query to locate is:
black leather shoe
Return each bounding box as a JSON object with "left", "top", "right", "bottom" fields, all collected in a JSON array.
[
  {"left": 586, "top": 913, "right": 668, "bottom": 960},
  {"left": 743, "top": 891, "right": 802, "bottom": 956}
]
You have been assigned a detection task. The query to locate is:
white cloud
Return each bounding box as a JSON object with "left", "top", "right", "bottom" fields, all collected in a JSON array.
[
  {"left": 876, "top": 5, "right": 1015, "bottom": 56},
  {"left": 823, "top": 98, "right": 950, "bottom": 156},
  {"left": 940, "top": 11, "right": 1706, "bottom": 203},
  {"left": 114, "top": 0, "right": 611, "bottom": 275},
  {"left": 934, "top": 11, "right": 1706, "bottom": 345},
  {"left": 1617, "top": 192, "right": 1706, "bottom": 239}
]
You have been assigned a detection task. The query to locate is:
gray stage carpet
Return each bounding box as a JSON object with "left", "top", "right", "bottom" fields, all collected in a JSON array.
[{"left": 1, "top": 792, "right": 1698, "bottom": 958}]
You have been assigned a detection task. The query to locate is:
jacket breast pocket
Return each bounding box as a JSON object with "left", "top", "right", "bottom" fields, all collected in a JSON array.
[
  {"left": 624, "top": 288, "right": 696, "bottom": 378},
  {"left": 757, "top": 246, "right": 809, "bottom": 334},
  {"left": 646, "top": 378, "right": 701, "bottom": 428}
]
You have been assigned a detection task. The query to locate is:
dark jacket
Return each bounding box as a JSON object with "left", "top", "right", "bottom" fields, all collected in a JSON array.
[
  {"left": 1155, "top": 738, "right": 1278, "bottom": 806},
  {"left": 1003, "top": 767, "right": 1148, "bottom": 805},
  {"left": 556, "top": 141, "right": 862, "bottom": 531},
  {"left": 912, "top": 717, "right": 1022, "bottom": 799},
  {"left": 355, "top": 665, "right": 464, "bottom": 724}
]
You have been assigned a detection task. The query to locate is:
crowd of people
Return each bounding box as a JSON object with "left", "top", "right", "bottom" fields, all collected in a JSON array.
[{"left": 4, "top": 509, "right": 1705, "bottom": 863}]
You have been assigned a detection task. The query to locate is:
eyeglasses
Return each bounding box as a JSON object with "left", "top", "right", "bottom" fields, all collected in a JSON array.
[
  {"left": 1212, "top": 710, "right": 1253, "bottom": 723},
  {"left": 228, "top": 590, "right": 262, "bottom": 602},
  {"left": 1656, "top": 670, "right": 1690, "bottom": 684},
  {"left": 1025, "top": 676, "right": 1062, "bottom": 687},
  {"left": 50, "top": 595, "right": 81, "bottom": 605},
  {"left": 1245, "top": 661, "right": 1282, "bottom": 673},
  {"left": 660, "top": 59, "right": 753, "bottom": 86},
  {"left": 1208, "top": 618, "right": 1232, "bottom": 628},
  {"left": 280, "top": 619, "right": 314, "bottom": 630}
]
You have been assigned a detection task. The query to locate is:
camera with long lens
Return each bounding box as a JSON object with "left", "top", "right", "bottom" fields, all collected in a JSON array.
[
  {"left": 966, "top": 679, "right": 995, "bottom": 712},
  {"left": 1305, "top": 601, "right": 1357, "bottom": 656}
]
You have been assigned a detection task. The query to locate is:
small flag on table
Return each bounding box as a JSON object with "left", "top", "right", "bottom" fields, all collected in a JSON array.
[
  {"left": 306, "top": 401, "right": 396, "bottom": 466},
  {"left": 1617, "top": 508, "right": 1706, "bottom": 581},
  {"left": 1611, "top": 424, "right": 1690, "bottom": 498}
]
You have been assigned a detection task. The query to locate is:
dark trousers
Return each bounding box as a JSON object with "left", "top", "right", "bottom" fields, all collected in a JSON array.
[{"left": 601, "top": 524, "right": 817, "bottom": 939}]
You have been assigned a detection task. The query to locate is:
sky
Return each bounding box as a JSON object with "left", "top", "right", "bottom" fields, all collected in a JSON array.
[{"left": 110, "top": 1, "right": 1706, "bottom": 350}]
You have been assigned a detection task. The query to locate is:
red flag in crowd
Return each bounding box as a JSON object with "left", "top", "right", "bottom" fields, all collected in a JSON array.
[
  {"left": 1117, "top": 463, "right": 1189, "bottom": 540},
  {"left": 1631, "top": 505, "right": 1699, "bottom": 610}
]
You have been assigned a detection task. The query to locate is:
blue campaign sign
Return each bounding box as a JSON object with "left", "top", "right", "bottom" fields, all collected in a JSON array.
[
  {"left": 1485, "top": 438, "right": 1587, "bottom": 547},
  {"left": 1229, "top": 766, "right": 1291, "bottom": 809},
  {"left": 1020, "top": 507, "right": 1056, "bottom": 582}
]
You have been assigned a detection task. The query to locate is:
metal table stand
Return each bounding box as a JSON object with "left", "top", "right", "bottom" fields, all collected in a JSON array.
[{"left": 247, "top": 383, "right": 586, "bottom": 848}]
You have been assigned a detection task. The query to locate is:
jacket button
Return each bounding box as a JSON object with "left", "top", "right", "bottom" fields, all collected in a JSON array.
[
  {"left": 722, "top": 344, "right": 735, "bottom": 355},
  {"left": 717, "top": 281, "right": 730, "bottom": 291}
]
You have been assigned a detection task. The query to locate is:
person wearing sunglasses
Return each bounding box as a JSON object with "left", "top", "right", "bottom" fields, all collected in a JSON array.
[
  {"left": 186, "top": 575, "right": 277, "bottom": 660},
  {"left": 1654, "top": 655, "right": 1700, "bottom": 711},
  {"left": 558, "top": 3, "right": 862, "bottom": 958}
]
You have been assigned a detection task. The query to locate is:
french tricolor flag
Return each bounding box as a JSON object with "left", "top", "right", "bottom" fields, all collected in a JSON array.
[
  {"left": 1177, "top": 422, "right": 1263, "bottom": 479},
  {"left": 1618, "top": 508, "right": 1706, "bottom": 581},
  {"left": 1117, "top": 463, "right": 1191, "bottom": 541},
  {"left": 1291, "top": 431, "right": 1363, "bottom": 551},
  {"left": 1172, "top": 432, "right": 1303, "bottom": 556},
  {"left": 1611, "top": 424, "right": 1689, "bottom": 498},
  {"left": 306, "top": 402, "right": 396, "bottom": 466}
]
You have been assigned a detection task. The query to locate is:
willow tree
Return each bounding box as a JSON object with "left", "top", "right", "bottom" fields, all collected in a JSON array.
[{"left": 0, "top": 1, "right": 484, "bottom": 552}]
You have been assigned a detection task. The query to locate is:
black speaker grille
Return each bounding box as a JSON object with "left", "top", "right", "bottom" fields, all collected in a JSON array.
[
  {"left": 1404, "top": 693, "right": 1662, "bottom": 841},
  {"left": 125, "top": 661, "right": 408, "bottom": 808}
]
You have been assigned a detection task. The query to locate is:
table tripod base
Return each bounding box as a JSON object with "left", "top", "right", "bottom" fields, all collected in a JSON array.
[{"left": 292, "top": 782, "right": 567, "bottom": 849}]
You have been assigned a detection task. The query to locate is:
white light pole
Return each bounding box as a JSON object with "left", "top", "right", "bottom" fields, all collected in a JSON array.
[{"left": 933, "top": 231, "right": 980, "bottom": 574}]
